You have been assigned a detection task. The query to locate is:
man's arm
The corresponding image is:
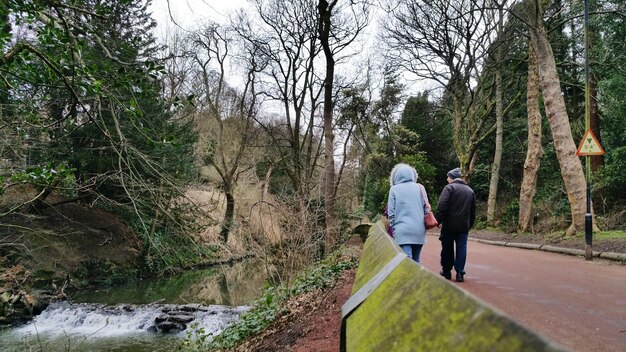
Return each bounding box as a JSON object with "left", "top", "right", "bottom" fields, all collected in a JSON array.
[
  {"left": 435, "top": 185, "right": 451, "bottom": 224},
  {"left": 469, "top": 191, "right": 476, "bottom": 229}
]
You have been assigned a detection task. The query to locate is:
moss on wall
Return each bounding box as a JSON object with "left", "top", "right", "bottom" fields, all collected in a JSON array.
[
  {"left": 351, "top": 223, "right": 398, "bottom": 293},
  {"left": 345, "top": 223, "right": 564, "bottom": 352}
]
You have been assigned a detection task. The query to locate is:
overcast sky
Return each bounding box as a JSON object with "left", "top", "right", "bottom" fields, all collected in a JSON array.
[
  {"left": 148, "top": 0, "right": 432, "bottom": 96},
  {"left": 150, "top": 0, "right": 246, "bottom": 34}
]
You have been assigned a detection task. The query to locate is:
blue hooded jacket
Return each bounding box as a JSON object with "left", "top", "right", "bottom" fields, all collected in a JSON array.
[{"left": 387, "top": 164, "right": 429, "bottom": 245}]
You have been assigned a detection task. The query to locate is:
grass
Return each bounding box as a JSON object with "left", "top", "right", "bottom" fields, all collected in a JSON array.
[{"left": 593, "top": 231, "right": 626, "bottom": 240}]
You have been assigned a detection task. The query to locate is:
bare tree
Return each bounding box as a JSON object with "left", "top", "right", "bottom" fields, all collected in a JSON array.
[
  {"left": 318, "top": 0, "right": 339, "bottom": 250},
  {"left": 186, "top": 22, "right": 261, "bottom": 243},
  {"left": 487, "top": 0, "right": 509, "bottom": 224},
  {"left": 317, "top": 0, "right": 369, "bottom": 249},
  {"left": 234, "top": 0, "right": 324, "bottom": 200},
  {"left": 160, "top": 24, "right": 196, "bottom": 103},
  {"left": 383, "top": 0, "right": 499, "bottom": 179}
]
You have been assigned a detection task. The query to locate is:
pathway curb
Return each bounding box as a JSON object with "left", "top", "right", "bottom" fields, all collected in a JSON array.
[{"left": 471, "top": 238, "right": 625, "bottom": 263}]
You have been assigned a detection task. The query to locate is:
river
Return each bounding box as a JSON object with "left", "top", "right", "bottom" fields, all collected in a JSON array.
[{"left": 0, "top": 259, "right": 269, "bottom": 351}]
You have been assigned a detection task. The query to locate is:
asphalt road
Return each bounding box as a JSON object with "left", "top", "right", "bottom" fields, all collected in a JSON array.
[{"left": 420, "top": 235, "right": 626, "bottom": 352}]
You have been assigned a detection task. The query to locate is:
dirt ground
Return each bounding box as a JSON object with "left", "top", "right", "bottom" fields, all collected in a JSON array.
[
  {"left": 0, "top": 191, "right": 141, "bottom": 281},
  {"left": 233, "top": 268, "right": 356, "bottom": 352}
]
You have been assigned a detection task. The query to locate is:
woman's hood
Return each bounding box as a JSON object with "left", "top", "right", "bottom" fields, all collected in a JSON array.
[{"left": 390, "top": 163, "right": 417, "bottom": 186}]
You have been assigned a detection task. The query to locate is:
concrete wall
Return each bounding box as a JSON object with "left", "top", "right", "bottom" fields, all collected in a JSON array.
[{"left": 341, "top": 222, "right": 565, "bottom": 352}]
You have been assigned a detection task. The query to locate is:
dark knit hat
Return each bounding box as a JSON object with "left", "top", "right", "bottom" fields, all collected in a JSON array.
[{"left": 447, "top": 167, "right": 462, "bottom": 179}]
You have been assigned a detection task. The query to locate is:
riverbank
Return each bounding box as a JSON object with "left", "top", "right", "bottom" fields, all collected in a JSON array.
[
  {"left": 0, "top": 185, "right": 241, "bottom": 327},
  {"left": 0, "top": 191, "right": 143, "bottom": 326}
]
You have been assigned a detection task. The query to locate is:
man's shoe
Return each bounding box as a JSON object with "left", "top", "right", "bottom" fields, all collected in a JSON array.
[
  {"left": 440, "top": 270, "right": 451, "bottom": 280},
  {"left": 456, "top": 273, "right": 465, "bottom": 282}
]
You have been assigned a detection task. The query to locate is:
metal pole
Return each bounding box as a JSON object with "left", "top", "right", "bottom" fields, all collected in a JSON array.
[{"left": 583, "top": 0, "right": 593, "bottom": 260}]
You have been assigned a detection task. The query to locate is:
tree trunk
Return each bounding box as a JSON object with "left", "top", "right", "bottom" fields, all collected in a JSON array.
[
  {"left": 467, "top": 152, "right": 479, "bottom": 184},
  {"left": 30, "top": 178, "right": 62, "bottom": 212},
  {"left": 218, "top": 273, "right": 232, "bottom": 306},
  {"left": 518, "top": 42, "right": 543, "bottom": 233},
  {"left": 527, "top": 0, "right": 594, "bottom": 235},
  {"left": 487, "top": 4, "right": 505, "bottom": 224},
  {"left": 318, "top": 0, "right": 338, "bottom": 252},
  {"left": 487, "top": 71, "right": 503, "bottom": 223},
  {"left": 220, "top": 186, "right": 235, "bottom": 243},
  {"left": 262, "top": 165, "right": 274, "bottom": 200},
  {"left": 452, "top": 93, "right": 471, "bottom": 179}
]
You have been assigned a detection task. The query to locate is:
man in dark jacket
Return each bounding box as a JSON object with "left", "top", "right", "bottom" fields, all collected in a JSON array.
[{"left": 435, "top": 167, "right": 476, "bottom": 282}]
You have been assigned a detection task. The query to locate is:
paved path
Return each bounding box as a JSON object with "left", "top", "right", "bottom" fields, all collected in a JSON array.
[{"left": 420, "top": 235, "right": 626, "bottom": 352}]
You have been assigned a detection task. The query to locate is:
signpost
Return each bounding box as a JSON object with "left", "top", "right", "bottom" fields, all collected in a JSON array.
[
  {"left": 580, "top": 0, "right": 605, "bottom": 260},
  {"left": 577, "top": 128, "right": 604, "bottom": 260},
  {"left": 576, "top": 129, "right": 604, "bottom": 157}
]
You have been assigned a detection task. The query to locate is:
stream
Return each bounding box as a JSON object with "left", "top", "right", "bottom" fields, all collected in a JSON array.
[{"left": 0, "top": 259, "right": 269, "bottom": 351}]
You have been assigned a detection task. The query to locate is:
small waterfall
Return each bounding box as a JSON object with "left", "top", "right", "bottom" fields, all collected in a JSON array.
[
  {"left": 1, "top": 261, "right": 266, "bottom": 351},
  {"left": 14, "top": 301, "right": 248, "bottom": 337}
]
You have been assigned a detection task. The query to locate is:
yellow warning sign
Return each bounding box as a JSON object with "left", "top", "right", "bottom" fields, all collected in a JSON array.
[{"left": 576, "top": 129, "right": 605, "bottom": 156}]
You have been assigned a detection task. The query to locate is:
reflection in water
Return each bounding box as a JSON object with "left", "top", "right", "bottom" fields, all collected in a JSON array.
[
  {"left": 219, "top": 273, "right": 232, "bottom": 306},
  {"left": 71, "top": 259, "right": 268, "bottom": 306}
]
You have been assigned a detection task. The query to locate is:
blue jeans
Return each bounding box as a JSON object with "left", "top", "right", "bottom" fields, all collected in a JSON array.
[
  {"left": 400, "top": 244, "right": 423, "bottom": 263},
  {"left": 440, "top": 231, "right": 468, "bottom": 274}
]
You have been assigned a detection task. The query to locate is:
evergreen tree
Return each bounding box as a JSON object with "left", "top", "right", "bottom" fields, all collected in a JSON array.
[
  {"left": 1, "top": 1, "right": 196, "bottom": 242},
  {"left": 593, "top": 0, "right": 626, "bottom": 202},
  {"left": 400, "top": 92, "right": 455, "bottom": 193}
]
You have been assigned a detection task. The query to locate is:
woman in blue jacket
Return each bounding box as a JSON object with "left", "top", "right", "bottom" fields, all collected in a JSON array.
[{"left": 387, "top": 163, "right": 431, "bottom": 263}]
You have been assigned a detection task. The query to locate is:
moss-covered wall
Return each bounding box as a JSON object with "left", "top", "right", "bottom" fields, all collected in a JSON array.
[
  {"left": 344, "top": 223, "right": 565, "bottom": 352},
  {"left": 351, "top": 222, "right": 399, "bottom": 293}
]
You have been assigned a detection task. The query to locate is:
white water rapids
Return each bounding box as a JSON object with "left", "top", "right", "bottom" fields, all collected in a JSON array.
[{"left": 1, "top": 302, "right": 249, "bottom": 351}]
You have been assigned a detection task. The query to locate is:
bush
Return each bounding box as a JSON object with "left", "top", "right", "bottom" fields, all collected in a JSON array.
[
  {"left": 499, "top": 199, "right": 520, "bottom": 233},
  {"left": 595, "top": 146, "right": 626, "bottom": 204}
]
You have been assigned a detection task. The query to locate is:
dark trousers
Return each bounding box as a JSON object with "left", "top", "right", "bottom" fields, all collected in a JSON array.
[{"left": 440, "top": 230, "right": 468, "bottom": 274}]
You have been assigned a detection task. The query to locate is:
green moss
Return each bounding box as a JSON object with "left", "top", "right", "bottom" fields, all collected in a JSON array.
[
  {"left": 345, "top": 227, "right": 563, "bottom": 352},
  {"left": 352, "top": 223, "right": 399, "bottom": 293}
]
